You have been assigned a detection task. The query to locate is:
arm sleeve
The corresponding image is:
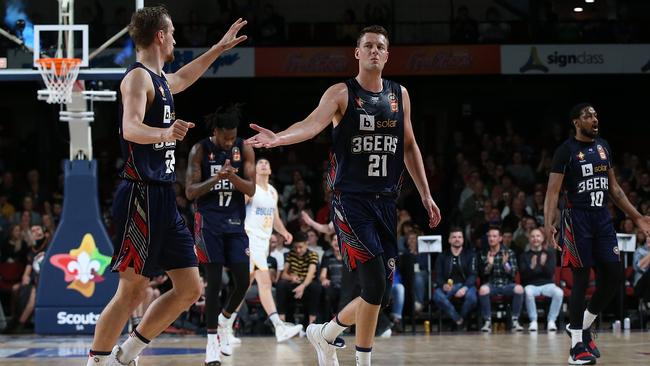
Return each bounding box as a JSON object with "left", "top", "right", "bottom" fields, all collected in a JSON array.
[
  {"left": 550, "top": 144, "right": 571, "bottom": 174},
  {"left": 309, "top": 252, "right": 319, "bottom": 266}
]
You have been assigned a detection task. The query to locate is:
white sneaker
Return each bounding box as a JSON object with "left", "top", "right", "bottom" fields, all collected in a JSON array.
[
  {"left": 481, "top": 320, "right": 492, "bottom": 332},
  {"left": 380, "top": 328, "right": 392, "bottom": 338},
  {"left": 228, "top": 331, "right": 242, "bottom": 345},
  {"left": 275, "top": 321, "right": 303, "bottom": 342},
  {"left": 414, "top": 301, "right": 423, "bottom": 312},
  {"left": 547, "top": 320, "right": 557, "bottom": 332},
  {"left": 205, "top": 338, "right": 221, "bottom": 365},
  {"left": 528, "top": 321, "right": 538, "bottom": 332},
  {"left": 306, "top": 323, "right": 345, "bottom": 366},
  {"left": 109, "top": 345, "right": 138, "bottom": 366},
  {"left": 217, "top": 324, "right": 233, "bottom": 356},
  {"left": 512, "top": 320, "right": 524, "bottom": 332}
]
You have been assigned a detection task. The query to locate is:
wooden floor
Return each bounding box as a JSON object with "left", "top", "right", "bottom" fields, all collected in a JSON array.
[{"left": 0, "top": 331, "right": 648, "bottom": 365}]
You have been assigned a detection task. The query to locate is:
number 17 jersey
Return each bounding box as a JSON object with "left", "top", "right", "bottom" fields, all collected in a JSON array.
[{"left": 328, "top": 78, "right": 405, "bottom": 194}]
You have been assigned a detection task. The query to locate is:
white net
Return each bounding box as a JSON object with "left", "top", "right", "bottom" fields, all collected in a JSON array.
[{"left": 35, "top": 58, "right": 81, "bottom": 104}]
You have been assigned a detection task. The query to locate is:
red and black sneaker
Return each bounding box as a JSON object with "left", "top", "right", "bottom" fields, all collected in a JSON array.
[
  {"left": 582, "top": 327, "right": 600, "bottom": 358},
  {"left": 565, "top": 324, "right": 600, "bottom": 359},
  {"left": 568, "top": 342, "right": 596, "bottom": 365}
]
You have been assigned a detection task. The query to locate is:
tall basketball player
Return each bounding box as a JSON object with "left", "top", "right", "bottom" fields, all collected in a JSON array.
[
  {"left": 86, "top": 6, "right": 247, "bottom": 366},
  {"left": 246, "top": 25, "right": 441, "bottom": 366},
  {"left": 186, "top": 104, "right": 255, "bottom": 365},
  {"left": 244, "top": 158, "right": 303, "bottom": 341},
  {"left": 544, "top": 103, "right": 650, "bottom": 365}
]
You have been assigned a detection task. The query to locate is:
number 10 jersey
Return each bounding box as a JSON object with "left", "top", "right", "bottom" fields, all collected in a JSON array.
[{"left": 328, "top": 78, "right": 405, "bottom": 195}]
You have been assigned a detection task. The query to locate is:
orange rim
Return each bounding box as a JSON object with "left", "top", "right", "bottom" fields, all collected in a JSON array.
[{"left": 36, "top": 58, "right": 81, "bottom": 76}]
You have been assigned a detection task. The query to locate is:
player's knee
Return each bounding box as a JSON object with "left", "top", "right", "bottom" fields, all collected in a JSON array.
[
  {"left": 361, "top": 279, "right": 385, "bottom": 306},
  {"left": 479, "top": 285, "right": 490, "bottom": 296},
  {"left": 514, "top": 285, "right": 524, "bottom": 295},
  {"left": 177, "top": 277, "right": 203, "bottom": 305}
]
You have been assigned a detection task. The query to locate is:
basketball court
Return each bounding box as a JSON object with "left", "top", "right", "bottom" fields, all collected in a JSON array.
[{"left": 0, "top": 331, "right": 648, "bottom": 365}]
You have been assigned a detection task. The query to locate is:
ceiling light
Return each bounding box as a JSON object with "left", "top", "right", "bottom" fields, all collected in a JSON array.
[
  {"left": 574, "top": 7, "right": 584, "bottom": 12},
  {"left": 585, "top": 0, "right": 595, "bottom": 3}
]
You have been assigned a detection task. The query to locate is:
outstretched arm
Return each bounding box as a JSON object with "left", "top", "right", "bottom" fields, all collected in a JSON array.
[
  {"left": 245, "top": 83, "right": 347, "bottom": 148},
  {"left": 166, "top": 19, "right": 247, "bottom": 94},
  {"left": 608, "top": 169, "right": 650, "bottom": 237},
  {"left": 402, "top": 86, "right": 441, "bottom": 228}
]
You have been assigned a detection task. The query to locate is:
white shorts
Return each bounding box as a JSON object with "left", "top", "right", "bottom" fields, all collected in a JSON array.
[{"left": 248, "top": 233, "right": 270, "bottom": 273}]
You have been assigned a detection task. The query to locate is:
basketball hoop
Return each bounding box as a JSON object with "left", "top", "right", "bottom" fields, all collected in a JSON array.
[{"left": 35, "top": 57, "right": 81, "bottom": 104}]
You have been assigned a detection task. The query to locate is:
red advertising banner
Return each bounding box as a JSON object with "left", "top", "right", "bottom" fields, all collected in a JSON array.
[
  {"left": 255, "top": 45, "right": 500, "bottom": 77},
  {"left": 256, "top": 47, "right": 356, "bottom": 77},
  {"left": 385, "top": 45, "right": 501, "bottom": 75}
]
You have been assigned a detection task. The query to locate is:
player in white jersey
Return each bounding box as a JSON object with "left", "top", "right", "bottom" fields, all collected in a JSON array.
[{"left": 244, "top": 158, "right": 302, "bottom": 342}]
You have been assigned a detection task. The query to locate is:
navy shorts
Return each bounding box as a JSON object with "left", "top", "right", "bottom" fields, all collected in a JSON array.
[
  {"left": 559, "top": 208, "right": 620, "bottom": 268},
  {"left": 331, "top": 191, "right": 397, "bottom": 281},
  {"left": 194, "top": 212, "right": 249, "bottom": 265},
  {"left": 111, "top": 180, "right": 198, "bottom": 278}
]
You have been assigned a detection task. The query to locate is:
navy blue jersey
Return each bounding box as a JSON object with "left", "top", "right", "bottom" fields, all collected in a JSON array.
[
  {"left": 328, "top": 78, "right": 405, "bottom": 194},
  {"left": 195, "top": 137, "right": 246, "bottom": 233},
  {"left": 551, "top": 137, "right": 613, "bottom": 210},
  {"left": 119, "top": 62, "right": 177, "bottom": 183}
]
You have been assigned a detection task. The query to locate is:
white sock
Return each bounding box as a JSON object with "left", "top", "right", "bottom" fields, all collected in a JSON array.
[
  {"left": 269, "top": 312, "right": 283, "bottom": 328},
  {"left": 570, "top": 328, "right": 583, "bottom": 348},
  {"left": 218, "top": 312, "right": 230, "bottom": 327},
  {"left": 207, "top": 332, "right": 218, "bottom": 345},
  {"left": 229, "top": 312, "right": 238, "bottom": 327},
  {"left": 322, "top": 318, "right": 348, "bottom": 343},
  {"left": 119, "top": 330, "right": 150, "bottom": 363},
  {"left": 86, "top": 351, "right": 111, "bottom": 366},
  {"left": 355, "top": 347, "right": 372, "bottom": 366},
  {"left": 583, "top": 310, "right": 597, "bottom": 329}
]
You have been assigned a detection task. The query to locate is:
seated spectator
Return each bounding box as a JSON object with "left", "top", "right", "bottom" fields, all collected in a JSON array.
[
  {"left": 433, "top": 228, "right": 477, "bottom": 330},
  {"left": 404, "top": 232, "right": 429, "bottom": 312},
  {"left": 633, "top": 235, "right": 650, "bottom": 307},
  {"left": 512, "top": 215, "right": 538, "bottom": 254},
  {"left": 390, "top": 269, "right": 406, "bottom": 333},
  {"left": 479, "top": 227, "right": 524, "bottom": 332},
  {"left": 286, "top": 196, "right": 312, "bottom": 233},
  {"left": 306, "top": 228, "right": 324, "bottom": 263},
  {"left": 269, "top": 233, "right": 288, "bottom": 274},
  {"left": 320, "top": 233, "right": 344, "bottom": 318},
  {"left": 13, "top": 196, "right": 42, "bottom": 227},
  {"left": 4, "top": 225, "right": 50, "bottom": 334},
  {"left": 1, "top": 224, "right": 29, "bottom": 263},
  {"left": 276, "top": 232, "right": 321, "bottom": 325},
  {"left": 519, "top": 228, "right": 562, "bottom": 332}
]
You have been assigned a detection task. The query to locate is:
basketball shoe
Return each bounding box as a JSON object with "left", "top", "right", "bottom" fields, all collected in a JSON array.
[
  {"left": 109, "top": 345, "right": 138, "bottom": 366},
  {"left": 565, "top": 324, "right": 600, "bottom": 358},
  {"left": 205, "top": 337, "right": 221, "bottom": 366},
  {"left": 275, "top": 321, "right": 303, "bottom": 342},
  {"left": 306, "top": 323, "right": 345, "bottom": 366},
  {"left": 568, "top": 342, "right": 596, "bottom": 365}
]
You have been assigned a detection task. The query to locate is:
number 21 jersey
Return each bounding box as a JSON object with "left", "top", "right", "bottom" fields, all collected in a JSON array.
[{"left": 328, "top": 78, "right": 405, "bottom": 194}]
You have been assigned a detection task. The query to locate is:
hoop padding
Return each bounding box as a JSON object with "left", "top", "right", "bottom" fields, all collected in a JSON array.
[{"left": 36, "top": 58, "right": 82, "bottom": 104}]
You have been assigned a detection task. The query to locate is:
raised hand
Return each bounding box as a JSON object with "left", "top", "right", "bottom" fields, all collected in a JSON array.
[
  {"left": 216, "top": 18, "right": 248, "bottom": 51},
  {"left": 245, "top": 123, "right": 281, "bottom": 148},
  {"left": 164, "top": 119, "right": 195, "bottom": 141}
]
